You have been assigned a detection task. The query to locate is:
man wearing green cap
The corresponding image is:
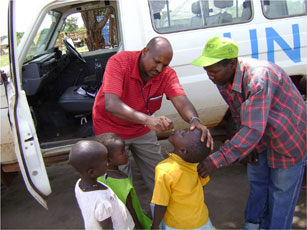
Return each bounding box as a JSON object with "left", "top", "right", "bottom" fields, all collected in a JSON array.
[{"left": 192, "top": 36, "right": 306, "bottom": 229}]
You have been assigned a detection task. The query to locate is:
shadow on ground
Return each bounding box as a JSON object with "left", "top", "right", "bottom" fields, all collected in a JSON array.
[{"left": 1, "top": 139, "right": 306, "bottom": 229}]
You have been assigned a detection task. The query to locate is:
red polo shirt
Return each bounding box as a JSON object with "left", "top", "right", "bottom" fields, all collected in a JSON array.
[{"left": 92, "top": 51, "right": 186, "bottom": 139}]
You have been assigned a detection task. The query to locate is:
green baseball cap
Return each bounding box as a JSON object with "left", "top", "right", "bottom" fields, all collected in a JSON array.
[{"left": 191, "top": 37, "right": 239, "bottom": 67}]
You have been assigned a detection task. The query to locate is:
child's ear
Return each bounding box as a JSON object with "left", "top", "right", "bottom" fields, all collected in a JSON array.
[
  {"left": 88, "top": 168, "right": 95, "bottom": 177},
  {"left": 178, "top": 148, "right": 188, "bottom": 157},
  {"left": 107, "top": 158, "right": 112, "bottom": 166}
]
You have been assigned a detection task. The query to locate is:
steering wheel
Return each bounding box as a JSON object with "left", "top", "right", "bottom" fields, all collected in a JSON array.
[{"left": 63, "top": 39, "right": 86, "bottom": 64}]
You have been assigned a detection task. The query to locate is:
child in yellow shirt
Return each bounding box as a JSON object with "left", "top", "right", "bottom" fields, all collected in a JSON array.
[{"left": 151, "top": 129, "right": 213, "bottom": 229}]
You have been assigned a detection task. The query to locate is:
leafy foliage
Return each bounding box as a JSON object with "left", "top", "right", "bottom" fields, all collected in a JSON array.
[{"left": 64, "top": 17, "right": 79, "bottom": 32}]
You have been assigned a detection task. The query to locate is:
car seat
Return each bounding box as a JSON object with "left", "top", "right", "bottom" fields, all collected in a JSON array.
[
  {"left": 213, "top": 0, "right": 233, "bottom": 24},
  {"left": 191, "top": 1, "right": 205, "bottom": 27},
  {"left": 57, "top": 60, "right": 103, "bottom": 115},
  {"left": 241, "top": 0, "right": 251, "bottom": 20}
]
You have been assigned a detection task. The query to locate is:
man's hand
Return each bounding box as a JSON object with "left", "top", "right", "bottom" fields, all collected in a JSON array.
[
  {"left": 190, "top": 120, "right": 214, "bottom": 151},
  {"left": 197, "top": 158, "right": 215, "bottom": 178},
  {"left": 145, "top": 116, "right": 174, "bottom": 132}
]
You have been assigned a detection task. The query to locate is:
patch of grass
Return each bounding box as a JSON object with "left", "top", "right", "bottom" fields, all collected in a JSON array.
[
  {"left": 59, "top": 45, "right": 88, "bottom": 55},
  {"left": 77, "top": 46, "right": 89, "bottom": 53},
  {"left": 0, "top": 54, "right": 9, "bottom": 68}
]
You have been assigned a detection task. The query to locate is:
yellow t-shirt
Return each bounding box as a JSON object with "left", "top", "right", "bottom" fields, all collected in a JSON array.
[{"left": 151, "top": 153, "right": 210, "bottom": 229}]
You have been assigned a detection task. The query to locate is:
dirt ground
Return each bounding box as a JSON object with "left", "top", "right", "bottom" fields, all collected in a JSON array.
[{"left": 1, "top": 138, "right": 306, "bottom": 229}]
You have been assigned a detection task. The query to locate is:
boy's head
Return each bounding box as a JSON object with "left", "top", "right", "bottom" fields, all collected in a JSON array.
[
  {"left": 168, "top": 129, "right": 210, "bottom": 163},
  {"left": 96, "top": 133, "right": 129, "bottom": 166},
  {"left": 68, "top": 140, "right": 108, "bottom": 178}
]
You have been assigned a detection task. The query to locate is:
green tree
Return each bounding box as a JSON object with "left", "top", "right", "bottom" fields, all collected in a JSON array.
[
  {"left": 16, "top": 32, "right": 24, "bottom": 45},
  {"left": 64, "top": 17, "right": 79, "bottom": 32},
  {"left": 0, "top": 35, "right": 8, "bottom": 41}
]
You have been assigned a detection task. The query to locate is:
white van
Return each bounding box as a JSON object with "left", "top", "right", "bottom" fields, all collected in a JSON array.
[{"left": 1, "top": 0, "right": 306, "bottom": 208}]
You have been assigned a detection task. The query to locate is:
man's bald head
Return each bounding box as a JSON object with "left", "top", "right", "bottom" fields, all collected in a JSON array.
[{"left": 146, "top": 36, "right": 173, "bottom": 56}]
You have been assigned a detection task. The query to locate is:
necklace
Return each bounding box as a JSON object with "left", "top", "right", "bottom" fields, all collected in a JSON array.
[
  {"left": 138, "top": 80, "right": 151, "bottom": 115},
  {"left": 80, "top": 182, "right": 99, "bottom": 192}
]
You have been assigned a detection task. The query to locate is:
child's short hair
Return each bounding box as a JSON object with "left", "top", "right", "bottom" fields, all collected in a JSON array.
[
  {"left": 96, "top": 133, "right": 124, "bottom": 157},
  {"left": 69, "top": 140, "right": 107, "bottom": 173},
  {"left": 185, "top": 129, "right": 210, "bottom": 163}
]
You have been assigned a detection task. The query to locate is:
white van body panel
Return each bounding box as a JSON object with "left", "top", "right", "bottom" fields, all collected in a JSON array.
[
  {"left": 0, "top": 84, "right": 15, "bottom": 163},
  {"left": 1, "top": 0, "right": 306, "bottom": 208}
]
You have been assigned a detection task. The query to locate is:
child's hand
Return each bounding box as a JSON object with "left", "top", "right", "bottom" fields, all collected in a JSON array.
[{"left": 151, "top": 204, "right": 167, "bottom": 230}]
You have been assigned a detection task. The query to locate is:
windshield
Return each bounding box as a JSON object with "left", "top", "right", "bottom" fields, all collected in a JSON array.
[{"left": 25, "top": 10, "right": 61, "bottom": 62}]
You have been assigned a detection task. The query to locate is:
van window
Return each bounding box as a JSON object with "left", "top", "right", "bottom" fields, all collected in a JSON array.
[
  {"left": 56, "top": 6, "right": 118, "bottom": 54},
  {"left": 262, "top": 0, "right": 307, "bottom": 19},
  {"left": 149, "top": 0, "right": 252, "bottom": 33},
  {"left": 25, "top": 11, "right": 61, "bottom": 62}
]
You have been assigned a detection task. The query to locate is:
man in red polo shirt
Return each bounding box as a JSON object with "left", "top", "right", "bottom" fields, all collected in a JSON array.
[{"left": 93, "top": 36, "right": 213, "bottom": 193}]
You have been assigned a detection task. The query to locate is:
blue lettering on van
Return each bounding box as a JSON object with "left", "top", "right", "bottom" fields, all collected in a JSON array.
[
  {"left": 223, "top": 32, "right": 231, "bottom": 38},
  {"left": 225, "top": 24, "right": 301, "bottom": 64},
  {"left": 249, "top": 29, "right": 259, "bottom": 59},
  {"left": 266, "top": 24, "right": 300, "bottom": 63}
]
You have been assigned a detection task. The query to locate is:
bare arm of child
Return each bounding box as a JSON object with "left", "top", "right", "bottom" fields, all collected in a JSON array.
[
  {"left": 126, "top": 192, "right": 143, "bottom": 229},
  {"left": 151, "top": 204, "right": 167, "bottom": 229},
  {"left": 99, "top": 216, "right": 113, "bottom": 229}
]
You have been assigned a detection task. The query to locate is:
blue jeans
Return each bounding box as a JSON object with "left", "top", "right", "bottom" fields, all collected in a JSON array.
[
  {"left": 244, "top": 151, "right": 306, "bottom": 230},
  {"left": 161, "top": 218, "right": 213, "bottom": 230},
  {"left": 151, "top": 203, "right": 214, "bottom": 229}
]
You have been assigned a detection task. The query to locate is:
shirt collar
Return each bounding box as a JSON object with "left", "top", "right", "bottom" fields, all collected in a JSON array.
[
  {"left": 219, "top": 59, "right": 243, "bottom": 93},
  {"left": 166, "top": 151, "right": 199, "bottom": 167},
  {"left": 231, "top": 60, "right": 243, "bottom": 93},
  {"left": 131, "top": 51, "right": 142, "bottom": 81}
]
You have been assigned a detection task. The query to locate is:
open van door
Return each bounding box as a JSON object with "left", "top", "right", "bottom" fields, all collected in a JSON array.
[{"left": 7, "top": 0, "right": 51, "bottom": 209}]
